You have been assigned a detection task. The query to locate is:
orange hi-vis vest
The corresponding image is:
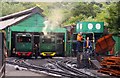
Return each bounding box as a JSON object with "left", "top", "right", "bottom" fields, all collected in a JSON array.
[{"left": 77, "top": 34, "right": 82, "bottom": 42}]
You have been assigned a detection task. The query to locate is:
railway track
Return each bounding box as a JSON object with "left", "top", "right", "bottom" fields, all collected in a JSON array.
[
  {"left": 56, "top": 59, "right": 98, "bottom": 78},
  {"left": 6, "top": 58, "right": 82, "bottom": 78},
  {"left": 6, "top": 57, "right": 105, "bottom": 78}
]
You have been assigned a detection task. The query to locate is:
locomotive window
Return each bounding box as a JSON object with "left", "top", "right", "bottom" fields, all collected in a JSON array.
[
  {"left": 57, "top": 38, "right": 63, "bottom": 44},
  {"left": 42, "top": 37, "right": 55, "bottom": 43},
  {"left": 17, "top": 36, "right": 31, "bottom": 43},
  {"left": 51, "top": 38, "right": 55, "bottom": 43}
]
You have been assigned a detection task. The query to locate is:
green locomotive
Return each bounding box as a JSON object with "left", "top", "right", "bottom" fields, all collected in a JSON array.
[
  {"left": 15, "top": 33, "right": 33, "bottom": 57},
  {"left": 40, "top": 33, "right": 65, "bottom": 57},
  {"left": 15, "top": 32, "right": 65, "bottom": 58}
]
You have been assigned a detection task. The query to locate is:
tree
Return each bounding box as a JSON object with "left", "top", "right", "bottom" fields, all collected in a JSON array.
[
  {"left": 71, "top": 2, "right": 97, "bottom": 18},
  {"left": 63, "top": 2, "right": 103, "bottom": 26},
  {"left": 1, "top": 2, "right": 36, "bottom": 17},
  {"left": 1, "top": 2, "right": 25, "bottom": 16},
  {"left": 105, "top": 2, "right": 120, "bottom": 33}
]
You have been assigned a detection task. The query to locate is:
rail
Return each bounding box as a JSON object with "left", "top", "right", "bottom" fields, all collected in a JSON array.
[
  {"left": 6, "top": 60, "right": 79, "bottom": 78},
  {"left": 0, "top": 64, "right": 5, "bottom": 78}
]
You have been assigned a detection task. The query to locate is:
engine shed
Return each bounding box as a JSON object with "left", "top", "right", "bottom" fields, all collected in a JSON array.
[{"left": 0, "top": 6, "right": 67, "bottom": 57}]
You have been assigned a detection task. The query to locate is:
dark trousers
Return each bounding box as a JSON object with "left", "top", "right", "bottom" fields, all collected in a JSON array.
[
  {"left": 76, "top": 41, "right": 82, "bottom": 52},
  {"left": 35, "top": 48, "right": 38, "bottom": 59},
  {"left": 84, "top": 48, "right": 92, "bottom": 58},
  {"left": 77, "top": 52, "right": 83, "bottom": 68},
  {"left": 82, "top": 48, "right": 92, "bottom": 68},
  {"left": 77, "top": 51, "right": 91, "bottom": 68}
]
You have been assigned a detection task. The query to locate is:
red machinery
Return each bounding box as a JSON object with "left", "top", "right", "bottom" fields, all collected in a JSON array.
[{"left": 95, "top": 34, "right": 115, "bottom": 55}]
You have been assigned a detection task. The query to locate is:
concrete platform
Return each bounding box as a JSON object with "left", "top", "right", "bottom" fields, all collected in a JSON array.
[{"left": 5, "top": 64, "right": 57, "bottom": 78}]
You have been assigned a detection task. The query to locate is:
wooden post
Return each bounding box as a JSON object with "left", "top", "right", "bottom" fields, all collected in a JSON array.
[{"left": 0, "top": 32, "right": 5, "bottom": 78}]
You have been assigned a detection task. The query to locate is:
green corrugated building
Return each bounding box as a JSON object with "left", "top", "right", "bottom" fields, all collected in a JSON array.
[
  {"left": 0, "top": 6, "right": 67, "bottom": 56},
  {"left": 113, "top": 35, "right": 120, "bottom": 55}
]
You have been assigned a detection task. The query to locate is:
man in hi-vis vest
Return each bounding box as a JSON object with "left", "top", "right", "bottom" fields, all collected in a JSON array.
[
  {"left": 76, "top": 33, "right": 83, "bottom": 52},
  {"left": 82, "top": 37, "right": 92, "bottom": 68},
  {"left": 76, "top": 33, "right": 83, "bottom": 68},
  {"left": 83, "top": 37, "right": 92, "bottom": 52}
]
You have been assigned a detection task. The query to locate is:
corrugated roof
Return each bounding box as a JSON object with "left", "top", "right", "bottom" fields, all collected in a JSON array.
[
  {"left": 0, "top": 6, "right": 43, "bottom": 21},
  {"left": 0, "top": 13, "right": 32, "bottom": 30},
  {"left": 0, "top": 6, "right": 44, "bottom": 30}
]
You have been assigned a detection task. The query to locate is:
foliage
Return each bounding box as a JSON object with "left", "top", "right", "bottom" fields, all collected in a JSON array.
[
  {"left": 63, "top": 14, "right": 87, "bottom": 26},
  {"left": 105, "top": 2, "right": 120, "bottom": 33},
  {"left": 71, "top": 2, "right": 101, "bottom": 18},
  {"left": 1, "top": 2, "right": 119, "bottom": 33},
  {"left": 1, "top": 2, "right": 36, "bottom": 17},
  {"left": 1, "top": 2, "right": 25, "bottom": 16}
]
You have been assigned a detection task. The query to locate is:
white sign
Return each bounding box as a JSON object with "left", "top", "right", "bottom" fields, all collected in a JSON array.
[
  {"left": 76, "top": 23, "right": 79, "bottom": 30},
  {"left": 96, "top": 23, "right": 101, "bottom": 30},
  {"left": 88, "top": 23, "right": 93, "bottom": 29},
  {"left": 80, "top": 24, "right": 82, "bottom": 29}
]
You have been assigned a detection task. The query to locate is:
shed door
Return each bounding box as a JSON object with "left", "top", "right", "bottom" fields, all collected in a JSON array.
[
  {"left": 56, "top": 33, "right": 65, "bottom": 56},
  {"left": 33, "top": 35, "right": 40, "bottom": 52}
]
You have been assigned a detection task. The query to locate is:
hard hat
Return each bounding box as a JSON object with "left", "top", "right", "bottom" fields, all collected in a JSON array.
[{"left": 79, "top": 32, "right": 82, "bottom": 35}]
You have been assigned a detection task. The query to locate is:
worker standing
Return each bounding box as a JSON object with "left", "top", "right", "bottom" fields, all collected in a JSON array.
[
  {"left": 76, "top": 33, "right": 83, "bottom": 68},
  {"left": 83, "top": 37, "right": 92, "bottom": 68},
  {"left": 34, "top": 43, "right": 39, "bottom": 59},
  {"left": 76, "top": 33, "right": 83, "bottom": 52}
]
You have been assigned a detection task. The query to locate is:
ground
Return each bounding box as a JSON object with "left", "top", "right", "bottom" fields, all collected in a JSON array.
[{"left": 5, "top": 57, "right": 116, "bottom": 78}]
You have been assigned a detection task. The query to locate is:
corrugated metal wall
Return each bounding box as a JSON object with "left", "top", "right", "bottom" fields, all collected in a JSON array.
[{"left": 113, "top": 36, "right": 120, "bottom": 55}]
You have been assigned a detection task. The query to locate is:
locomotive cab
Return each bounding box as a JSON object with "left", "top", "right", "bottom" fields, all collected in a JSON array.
[
  {"left": 40, "top": 34, "right": 56, "bottom": 57},
  {"left": 15, "top": 33, "right": 33, "bottom": 57}
]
